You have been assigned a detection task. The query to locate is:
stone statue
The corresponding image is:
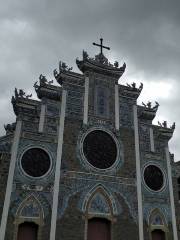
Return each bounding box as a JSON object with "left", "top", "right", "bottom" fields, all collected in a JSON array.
[
  {"left": 138, "top": 82, "right": 143, "bottom": 92},
  {"left": 83, "top": 50, "right": 89, "bottom": 60},
  {"left": 122, "top": 62, "right": 126, "bottom": 69},
  {"left": 158, "top": 121, "right": 168, "bottom": 128},
  {"left": 14, "top": 88, "right": 18, "bottom": 98},
  {"left": 4, "top": 123, "right": 16, "bottom": 132},
  {"left": 26, "top": 94, "right": 32, "bottom": 99},
  {"left": 142, "top": 101, "right": 158, "bottom": 110},
  {"left": 158, "top": 121, "right": 162, "bottom": 127},
  {"left": 48, "top": 80, "right": 53, "bottom": 85},
  {"left": 59, "top": 61, "right": 73, "bottom": 72},
  {"left": 39, "top": 74, "right": 47, "bottom": 85},
  {"left": 33, "top": 81, "right": 39, "bottom": 90},
  {"left": 162, "top": 121, "right": 167, "bottom": 128},
  {"left": 171, "top": 122, "right": 176, "bottom": 130},
  {"left": 152, "top": 101, "right": 159, "bottom": 111},
  {"left": 114, "top": 61, "right": 119, "bottom": 68},
  {"left": 19, "top": 89, "right": 26, "bottom": 98},
  {"left": 126, "top": 82, "right": 143, "bottom": 92},
  {"left": 13, "top": 88, "right": 32, "bottom": 99},
  {"left": 53, "top": 69, "right": 59, "bottom": 79},
  {"left": 131, "top": 82, "right": 136, "bottom": 89},
  {"left": 126, "top": 82, "right": 136, "bottom": 89},
  {"left": 142, "top": 101, "right": 152, "bottom": 109},
  {"left": 147, "top": 101, "right": 152, "bottom": 108}
]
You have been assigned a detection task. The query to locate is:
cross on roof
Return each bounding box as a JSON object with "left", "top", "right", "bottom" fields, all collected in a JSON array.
[{"left": 93, "top": 38, "right": 110, "bottom": 54}]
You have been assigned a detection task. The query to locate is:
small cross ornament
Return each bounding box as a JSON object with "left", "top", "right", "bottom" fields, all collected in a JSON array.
[{"left": 93, "top": 38, "right": 110, "bottom": 54}]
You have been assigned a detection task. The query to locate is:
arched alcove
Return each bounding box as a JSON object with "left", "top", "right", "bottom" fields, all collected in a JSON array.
[
  {"left": 14, "top": 194, "right": 44, "bottom": 240},
  {"left": 16, "top": 195, "right": 44, "bottom": 221},
  {"left": 88, "top": 192, "right": 111, "bottom": 215},
  {"left": 84, "top": 186, "right": 114, "bottom": 240},
  {"left": 17, "top": 222, "right": 38, "bottom": 240},
  {"left": 149, "top": 209, "right": 168, "bottom": 240},
  {"left": 83, "top": 184, "right": 117, "bottom": 217}
]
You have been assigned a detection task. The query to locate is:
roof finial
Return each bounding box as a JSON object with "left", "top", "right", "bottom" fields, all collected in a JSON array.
[{"left": 93, "top": 38, "right": 110, "bottom": 54}]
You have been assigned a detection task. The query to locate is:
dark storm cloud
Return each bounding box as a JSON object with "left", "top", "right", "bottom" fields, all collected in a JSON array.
[{"left": 0, "top": 0, "right": 180, "bottom": 159}]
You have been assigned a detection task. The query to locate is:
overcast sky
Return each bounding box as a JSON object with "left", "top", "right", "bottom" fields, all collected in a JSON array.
[{"left": 0, "top": 0, "right": 180, "bottom": 161}]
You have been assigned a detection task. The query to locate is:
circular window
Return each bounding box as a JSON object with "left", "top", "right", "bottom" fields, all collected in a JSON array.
[
  {"left": 21, "top": 148, "right": 51, "bottom": 178},
  {"left": 144, "top": 165, "right": 164, "bottom": 191},
  {"left": 83, "top": 130, "right": 117, "bottom": 169}
]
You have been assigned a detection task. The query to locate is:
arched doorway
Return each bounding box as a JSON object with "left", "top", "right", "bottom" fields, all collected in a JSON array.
[
  {"left": 87, "top": 217, "right": 111, "bottom": 240},
  {"left": 151, "top": 229, "right": 165, "bottom": 240},
  {"left": 17, "top": 222, "right": 38, "bottom": 240}
]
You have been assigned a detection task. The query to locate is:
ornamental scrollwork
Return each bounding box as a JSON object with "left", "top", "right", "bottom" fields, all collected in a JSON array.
[
  {"left": 126, "top": 82, "right": 143, "bottom": 92},
  {"left": 158, "top": 121, "right": 175, "bottom": 130},
  {"left": 142, "top": 101, "right": 159, "bottom": 111}
]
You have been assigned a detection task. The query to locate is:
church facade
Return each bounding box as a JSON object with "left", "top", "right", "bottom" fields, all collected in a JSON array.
[{"left": 0, "top": 41, "right": 179, "bottom": 240}]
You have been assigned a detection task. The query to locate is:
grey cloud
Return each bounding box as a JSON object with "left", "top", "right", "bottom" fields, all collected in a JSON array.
[{"left": 0, "top": 0, "right": 180, "bottom": 159}]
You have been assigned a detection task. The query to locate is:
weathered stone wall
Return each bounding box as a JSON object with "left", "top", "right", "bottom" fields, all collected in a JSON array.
[
  {"left": 0, "top": 153, "right": 11, "bottom": 224},
  {"left": 0, "top": 53, "right": 179, "bottom": 240}
]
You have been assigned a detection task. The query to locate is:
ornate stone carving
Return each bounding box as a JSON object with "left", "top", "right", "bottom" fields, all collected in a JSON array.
[
  {"left": 13, "top": 88, "right": 32, "bottom": 100},
  {"left": 126, "top": 82, "right": 143, "bottom": 92},
  {"left": 158, "top": 121, "right": 175, "bottom": 130},
  {"left": 83, "top": 50, "right": 89, "bottom": 60},
  {"left": 76, "top": 50, "right": 126, "bottom": 79},
  {"left": 114, "top": 61, "right": 119, "bottom": 68},
  {"left": 59, "top": 61, "right": 73, "bottom": 72},
  {"left": 89, "top": 193, "right": 110, "bottom": 214},
  {"left": 142, "top": 101, "right": 159, "bottom": 111},
  {"left": 22, "top": 184, "right": 44, "bottom": 192},
  {"left": 4, "top": 122, "right": 16, "bottom": 133},
  {"left": 20, "top": 199, "right": 40, "bottom": 218},
  {"left": 39, "top": 74, "right": 47, "bottom": 85},
  {"left": 53, "top": 61, "right": 73, "bottom": 80},
  {"left": 151, "top": 214, "right": 164, "bottom": 225}
]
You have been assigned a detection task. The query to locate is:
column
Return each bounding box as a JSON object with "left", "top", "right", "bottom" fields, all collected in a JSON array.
[
  {"left": 83, "top": 76, "right": 89, "bottom": 125},
  {"left": 115, "top": 84, "right": 120, "bottom": 130},
  {"left": 0, "top": 119, "right": 22, "bottom": 240},
  {"left": 165, "top": 147, "right": 178, "bottom": 240},
  {"left": 149, "top": 127, "right": 155, "bottom": 152},
  {"left": 50, "top": 90, "right": 67, "bottom": 240},
  {"left": 38, "top": 104, "right": 46, "bottom": 132},
  {"left": 133, "top": 105, "right": 144, "bottom": 240}
]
